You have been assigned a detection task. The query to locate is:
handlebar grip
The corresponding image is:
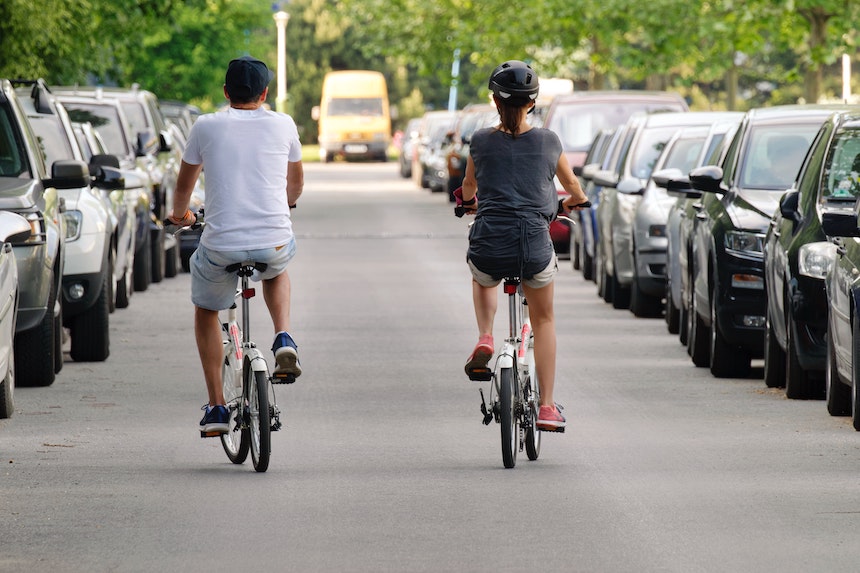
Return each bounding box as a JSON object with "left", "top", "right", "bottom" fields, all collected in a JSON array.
[{"left": 454, "top": 206, "right": 466, "bottom": 218}]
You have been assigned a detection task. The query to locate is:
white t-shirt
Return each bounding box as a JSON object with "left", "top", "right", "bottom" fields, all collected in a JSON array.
[{"left": 183, "top": 106, "right": 302, "bottom": 251}]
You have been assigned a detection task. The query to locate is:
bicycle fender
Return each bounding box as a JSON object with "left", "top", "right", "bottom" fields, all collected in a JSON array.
[{"left": 497, "top": 353, "right": 514, "bottom": 370}]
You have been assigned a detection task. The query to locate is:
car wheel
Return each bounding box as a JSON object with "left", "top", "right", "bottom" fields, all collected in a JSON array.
[
  {"left": 133, "top": 226, "right": 151, "bottom": 292},
  {"left": 581, "top": 239, "right": 594, "bottom": 282},
  {"left": 116, "top": 265, "right": 132, "bottom": 309},
  {"left": 611, "top": 269, "right": 630, "bottom": 310},
  {"left": 164, "top": 242, "right": 179, "bottom": 278},
  {"left": 764, "top": 313, "right": 786, "bottom": 388},
  {"left": 709, "top": 283, "right": 750, "bottom": 378},
  {"left": 678, "top": 296, "right": 689, "bottom": 346},
  {"left": 70, "top": 268, "right": 110, "bottom": 362},
  {"left": 687, "top": 282, "right": 710, "bottom": 367},
  {"left": 665, "top": 278, "right": 680, "bottom": 334},
  {"left": 150, "top": 226, "right": 166, "bottom": 284},
  {"left": 571, "top": 231, "right": 581, "bottom": 271},
  {"left": 15, "top": 276, "right": 58, "bottom": 387},
  {"left": 784, "top": 312, "right": 823, "bottom": 399},
  {"left": 826, "top": 326, "right": 851, "bottom": 416},
  {"left": 0, "top": 351, "right": 14, "bottom": 419}
]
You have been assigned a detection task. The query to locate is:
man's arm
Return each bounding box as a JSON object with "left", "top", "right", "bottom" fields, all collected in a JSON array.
[
  {"left": 169, "top": 160, "right": 203, "bottom": 224},
  {"left": 287, "top": 160, "right": 304, "bottom": 207}
]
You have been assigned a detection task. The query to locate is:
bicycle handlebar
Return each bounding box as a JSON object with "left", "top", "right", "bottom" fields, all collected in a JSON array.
[{"left": 454, "top": 200, "right": 591, "bottom": 219}]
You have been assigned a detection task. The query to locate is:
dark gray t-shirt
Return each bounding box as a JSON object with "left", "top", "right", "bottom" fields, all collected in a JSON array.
[{"left": 467, "top": 127, "right": 562, "bottom": 279}]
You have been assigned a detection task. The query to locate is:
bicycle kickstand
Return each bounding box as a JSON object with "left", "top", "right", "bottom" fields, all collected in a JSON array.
[{"left": 479, "top": 388, "right": 494, "bottom": 425}]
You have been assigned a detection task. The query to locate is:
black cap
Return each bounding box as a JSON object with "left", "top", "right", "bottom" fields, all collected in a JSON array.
[{"left": 225, "top": 56, "right": 274, "bottom": 100}]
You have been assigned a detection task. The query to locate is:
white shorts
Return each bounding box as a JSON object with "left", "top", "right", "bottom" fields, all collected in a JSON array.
[{"left": 467, "top": 253, "right": 558, "bottom": 289}]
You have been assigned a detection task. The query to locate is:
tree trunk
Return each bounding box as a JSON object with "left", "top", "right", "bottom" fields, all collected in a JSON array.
[{"left": 800, "top": 7, "right": 830, "bottom": 104}]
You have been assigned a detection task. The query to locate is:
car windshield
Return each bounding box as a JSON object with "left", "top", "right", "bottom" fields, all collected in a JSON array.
[
  {"left": 822, "top": 126, "right": 860, "bottom": 201},
  {"left": 547, "top": 101, "right": 684, "bottom": 153},
  {"left": 326, "top": 98, "right": 383, "bottom": 117},
  {"left": 0, "top": 104, "right": 29, "bottom": 178},
  {"left": 27, "top": 115, "right": 75, "bottom": 166},
  {"left": 738, "top": 124, "right": 818, "bottom": 190},
  {"left": 62, "top": 103, "right": 130, "bottom": 157},
  {"left": 630, "top": 126, "right": 678, "bottom": 180}
]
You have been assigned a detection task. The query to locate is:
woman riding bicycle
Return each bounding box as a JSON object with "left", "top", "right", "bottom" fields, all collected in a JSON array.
[{"left": 458, "top": 60, "right": 588, "bottom": 432}]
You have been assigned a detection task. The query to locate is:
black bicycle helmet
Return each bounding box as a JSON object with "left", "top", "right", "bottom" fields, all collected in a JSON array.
[{"left": 488, "top": 60, "right": 539, "bottom": 106}]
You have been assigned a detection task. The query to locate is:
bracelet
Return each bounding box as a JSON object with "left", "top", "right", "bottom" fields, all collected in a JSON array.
[{"left": 461, "top": 196, "right": 476, "bottom": 206}]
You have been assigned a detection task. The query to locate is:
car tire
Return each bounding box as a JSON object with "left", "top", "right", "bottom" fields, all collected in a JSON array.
[
  {"left": 611, "top": 270, "right": 630, "bottom": 310},
  {"left": 0, "top": 351, "right": 14, "bottom": 419},
  {"left": 581, "top": 240, "right": 594, "bottom": 282},
  {"left": 164, "top": 242, "right": 179, "bottom": 278},
  {"left": 116, "top": 265, "right": 132, "bottom": 309},
  {"left": 764, "top": 313, "right": 786, "bottom": 388},
  {"left": 678, "top": 297, "right": 689, "bottom": 346},
  {"left": 150, "top": 226, "right": 165, "bottom": 284},
  {"left": 784, "top": 313, "right": 823, "bottom": 399},
  {"left": 665, "top": 279, "right": 680, "bottom": 334},
  {"left": 70, "top": 267, "right": 110, "bottom": 362},
  {"left": 133, "top": 226, "right": 151, "bottom": 292},
  {"left": 687, "top": 284, "right": 710, "bottom": 367},
  {"left": 709, "top": 283, "right": 750, "bottom": 378},
  {"left": 53, "top": 290, "right": 63, "bottom": 375},
  {"left": 107, "top": 245, "right": 117, "bottom": 314},
  {"left": 826, "top": 326, "right": 851, "bottom": 416},
  {"left": 571, "top": 232, "right": 581, "bottom": 271},
  {"left": 15, "top": 276, "right": 58, "bottom": 387}
]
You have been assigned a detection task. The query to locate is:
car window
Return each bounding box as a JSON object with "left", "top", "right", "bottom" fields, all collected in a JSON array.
[
  {"left": 326, "top": 98, "right": 384, "bottom": 117},
  {"left": 630, "top": 125, "right": 678, "bottom": 179},
  {"left": 663, "top": 136, "right": 706, "bottom": 173},
  {"left": 120, "top": 100, "right": 148, "bottom": 135},
  {"left": 27, "top": 115, "right": 75, "bottom": 166},
  {"left": 822, "top": 126, "right": 860, "bottom": 200},
  {"left": 0, "top": 104, "right": 30, "bottom": 177},
  {"left": 738, "top": 124, "right": 818, "bottom": 190},
  {"left": 63, "top": 103, "right": 131, "bottom": 158}
]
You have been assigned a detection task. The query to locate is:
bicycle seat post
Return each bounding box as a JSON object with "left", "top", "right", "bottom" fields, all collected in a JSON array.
[{"left": 503, "top": 278, "right": 520, "bottom": 340}]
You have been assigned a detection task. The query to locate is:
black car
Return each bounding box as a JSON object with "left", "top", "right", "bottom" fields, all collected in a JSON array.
[
  {"left": 764, "top": 109, "right": 860, "bottom": 398},
  {"left": 686, "top": 105, "right": 841, "bottom": 378}
]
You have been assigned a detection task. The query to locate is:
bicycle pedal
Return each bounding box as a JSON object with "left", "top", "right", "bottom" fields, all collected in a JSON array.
[
  {"left": 199, "top": 430, "right": 224, "bottom": 438},
  {"left": 271, "top": 420, "right": 282, "bottom": 432},
  {"left": 538, "top": 426, "right": 566, "bottom": 434},
  {"left": 271, "top": 372, "right": 296, "bottom": 384},
  {"left": 466, "top": 368, "right": 493, "bottom": 382}
]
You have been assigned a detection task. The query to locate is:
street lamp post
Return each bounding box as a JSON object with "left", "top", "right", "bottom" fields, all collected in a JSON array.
[{"left": 273, "top": 10, "right": 290, "bottom": 113}]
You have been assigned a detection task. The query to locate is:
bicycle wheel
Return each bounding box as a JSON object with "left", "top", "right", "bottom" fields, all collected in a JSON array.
[
  {"left": 524, "top": 375, "right": 541, "bottom": 461},
  {"left": 499, "top": 367, "right": 517, "bottom": 469},
  {"left": 220, "top": 349, "right": 249, "bottom": 464},
  {"left": 249, "top": 368, "right": 271, "bottom": 473}
]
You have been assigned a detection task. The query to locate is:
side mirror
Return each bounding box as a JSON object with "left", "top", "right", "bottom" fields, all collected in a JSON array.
[
  {"left": 572, "top": 165, "right": 584, "bottom": 177},
  {"left": 690, "top": 165, "right": 725, "bottom": 194},
  {"left": 616, "top": 177, "right": 644, "bottom": 195},
  {"left": 581, "top": 163, "right": 600, "bottom": 181},
  {"left": 651, "top": 168, "right": 685, "bottom": 189},
  {"left": 159, "top": 129, "right": 173, "bottom": 153},
  {"left": 822, "top": 211, "right": 860, "bottom": 238},
  {"left": 592, "top": 169, "right": 618, "bottom": 189},
  {"left": 45, "top": 159, "right": 91, "bottom": 189},
  {"left": 779, "top": 190, "right": 801, "bottom": 223},
  {"left": 136, "top": 130, "right": 159, "bottom": 157},
  {"left": 91, "top": 166, "right": 126, "bottom": 190},
  {"left": 0, "top": 211, "right": 36, "bottom": 244}
]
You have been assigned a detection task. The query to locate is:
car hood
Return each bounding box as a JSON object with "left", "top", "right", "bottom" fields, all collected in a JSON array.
[
  {"left": 0, "top": 177, "right": 43, "bottom": 211},
  {"left": 725, "top": 188, "right": 784, "bottom": 232}
]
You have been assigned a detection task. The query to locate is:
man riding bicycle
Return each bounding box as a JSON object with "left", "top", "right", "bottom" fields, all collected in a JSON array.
[{"left": 168, "top": 56, "right": 304, "bottom": 435}]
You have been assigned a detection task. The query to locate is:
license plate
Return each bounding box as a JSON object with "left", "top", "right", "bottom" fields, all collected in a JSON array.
[{"left": 344, "top": 144, "right": 367, "bottom": 154}]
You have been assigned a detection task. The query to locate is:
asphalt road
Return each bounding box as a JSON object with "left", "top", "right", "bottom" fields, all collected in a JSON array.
[{"left": 2, "top": 162, "right": 860, "bottom": 572}]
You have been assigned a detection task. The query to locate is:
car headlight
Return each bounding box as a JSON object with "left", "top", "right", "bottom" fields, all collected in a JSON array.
[
  {"left": 798, "top": 241, "right": 838, "bottom": 280},
  {"left": 63, "top": 210, "right": 83, "bottom": 241},
  {"left": 724, "top": 230, "right": 765, "bottom": 260}
]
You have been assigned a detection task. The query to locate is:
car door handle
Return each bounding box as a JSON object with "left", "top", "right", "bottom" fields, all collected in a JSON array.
[{"left": 696, "top": 212, "right": 707, "bottom": 221}]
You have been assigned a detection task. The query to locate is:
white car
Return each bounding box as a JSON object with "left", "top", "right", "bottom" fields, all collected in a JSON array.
[{"left": 0, "top": 212, "right": 37, "bottom": 418}]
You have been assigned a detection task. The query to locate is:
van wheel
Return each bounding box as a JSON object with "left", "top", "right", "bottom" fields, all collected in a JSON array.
[
  {"left": 16, "top": 277, "right": 59, "bottom": 387},
  {"left": 70, "top": 268, "right": 110, "bottom": 362}
]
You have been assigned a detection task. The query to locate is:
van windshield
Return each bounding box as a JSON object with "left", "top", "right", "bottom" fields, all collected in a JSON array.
[{"left": 326, "top": 98, "right": 383, "bottom": 117}]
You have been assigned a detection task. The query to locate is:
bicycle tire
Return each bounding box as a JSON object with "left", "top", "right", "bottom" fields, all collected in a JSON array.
[
  {"left": 499, "top": 367, "right": 517, "bottom": 469},
  {"left": 220, "top": 347, "right": 249, "bottom": 464},
  {"left": 249, "top": 368, "right": 271, "bottom": 472},
  {"left": 524, "top": 375, "right": 541, "bottom": 461}
]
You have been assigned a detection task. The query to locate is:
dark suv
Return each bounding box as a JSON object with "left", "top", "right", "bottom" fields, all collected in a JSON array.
[
  {"left": 686, "top": 105, "right": 843, "bottom": 378},
  {"left": 0, "top": 79, "right": 73, "bottom": 386},
  {"left": 765, "top": 109, "right": 860, "bottom": 398}
]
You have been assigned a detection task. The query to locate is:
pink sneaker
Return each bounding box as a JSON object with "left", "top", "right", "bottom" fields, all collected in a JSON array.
[
  {"left": 465, "top": 334, "right": 494, "bottom": 378},
  {"left": 537, "top": 404, "right": 566, "bottom": 432}
]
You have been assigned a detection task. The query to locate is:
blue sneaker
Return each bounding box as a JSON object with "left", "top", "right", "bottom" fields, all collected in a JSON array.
[
  {"left": 272, "top": 331, "right": 302, "bottom": 379},
  {"left": 199, "top": 404, "right": 230, "bottom": 434}
]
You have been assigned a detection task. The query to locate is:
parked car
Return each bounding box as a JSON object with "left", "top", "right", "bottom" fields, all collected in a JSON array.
[
  {"left": 544, "top": 90, "right": 690, "bottom": 259},
  {"left": 572, "top": 128, "right": 616, "bottom": 280},
  {"left": 592, "top": 111, "right": 731, "bottom": 310},
  {"left": 56, "top": 92, "right": 156, "bottom": 294},
  {"left": 0, "top": 78, "right": 68, "bottom": 386},
  {"left": 0, "top": 212, "right": 39, "bottom": 417},
  {"left": 684, "top": 105, "right": 841, "bottom": 378},
  {"left": 764, "top": 109, "right": 860, "bottom": 398},
  {"left": 412, "top": 110, "right": 457, "bottom": 190},
  {"left": 442, "top": 103, "right": 497, "bottom": 200},
  {"left": 822, "top": 198, "right": 860, "bottom": 428},
  {"left": 16, "top": 79, "right": 120, "bottom": 361},
  {"left": 54, "top": 86, "right": 180, "bottom": 284},
  {"left": 158, "top": 99, "right": 199, "bottom": 140},
  {"left": 664, "top": 117, "right": 743, "bottom": 341},
  {"left": 398, "top": 117, "right": 421, "bottom": 178},
  {"left": 71, "top": 121, "right": 139, "bottom": 308}
]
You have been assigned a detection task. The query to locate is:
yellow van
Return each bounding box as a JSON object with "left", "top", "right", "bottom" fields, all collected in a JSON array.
[{"left": 313, "top": 70, "right": 391, "bottom": 162}]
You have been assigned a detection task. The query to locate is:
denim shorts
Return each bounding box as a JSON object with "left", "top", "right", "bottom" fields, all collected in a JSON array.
[
  {"left": 467, "top": 252, "right": 557, "bottom": 289},
  {"left": 190, "top": 239, "right": 296, "bottom": 311}
]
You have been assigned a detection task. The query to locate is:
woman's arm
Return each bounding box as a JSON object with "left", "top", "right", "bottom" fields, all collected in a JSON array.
[{"left": 556, "top": 153, "right": 589, "bottom": 209}]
